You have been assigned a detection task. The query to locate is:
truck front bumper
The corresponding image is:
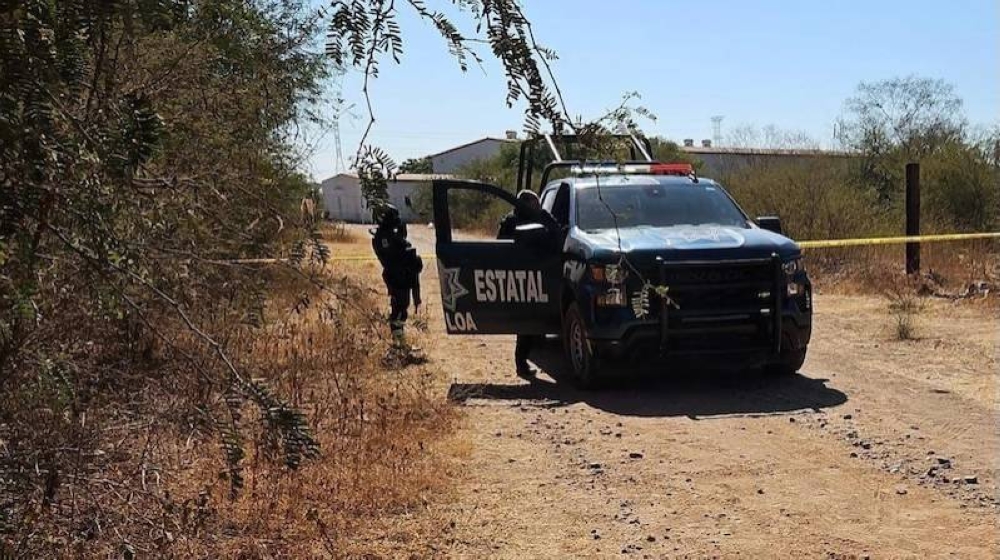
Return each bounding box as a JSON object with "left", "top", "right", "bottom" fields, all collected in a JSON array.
[{"left": 583, "top": 257, "right": 812, "bottom": 366}]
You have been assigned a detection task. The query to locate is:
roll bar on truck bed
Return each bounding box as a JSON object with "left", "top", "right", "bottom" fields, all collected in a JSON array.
[{"left": 515, "top": 133, "right": 656, "bottom": 193}]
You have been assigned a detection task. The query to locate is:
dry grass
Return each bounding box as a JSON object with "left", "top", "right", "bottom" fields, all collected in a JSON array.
[
  {"left": 806, "top": 239, "right": 998, "bottom": 341},
  {"left": 188, "top": 274, "right": 453, "bottom": 558},
  {"left": 0, "top": 265, "right": 454, "bottom": 559},
  {"left": 884, "top": 280, "right": 924, "bottom": 340},
  {"left": 323, "top": 221, "right": 360, "bottom": 243},
  {"left": 806, "top": 239, "right": 999, "bottom": 305}
]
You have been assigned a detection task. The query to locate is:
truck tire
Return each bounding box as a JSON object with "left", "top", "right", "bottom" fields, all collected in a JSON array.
[
  {"left": 563, "top": 302, "right": 601, "bottom": 389},
  {"left": 766, "top": 347, "right": 807, "bottom": 376}
]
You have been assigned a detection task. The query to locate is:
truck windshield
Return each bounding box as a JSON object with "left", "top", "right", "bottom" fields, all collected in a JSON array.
[{"left": 575, "top": 183, "right": 749, "bottom": 231}]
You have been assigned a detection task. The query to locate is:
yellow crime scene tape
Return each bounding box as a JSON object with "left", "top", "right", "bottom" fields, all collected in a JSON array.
[
  {"left": 328, "top": 231, "right": 1000, "bottom": 262},
  {"left": 797, "top": 231, "right": 1000, "bottom": 249}
]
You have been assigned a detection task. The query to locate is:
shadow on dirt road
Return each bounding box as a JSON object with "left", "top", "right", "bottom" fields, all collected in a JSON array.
[{"left": 447, "top": 340, "right": 848, "bottom": 418}]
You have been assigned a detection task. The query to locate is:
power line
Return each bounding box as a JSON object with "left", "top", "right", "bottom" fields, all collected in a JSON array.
[{"left": 711, "top": 116, "right": 724, "bottom": 147}]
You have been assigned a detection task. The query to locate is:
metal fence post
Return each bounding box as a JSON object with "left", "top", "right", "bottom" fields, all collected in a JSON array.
[{"left": 905, "top": 163, "right": 920, "bottom": 274}]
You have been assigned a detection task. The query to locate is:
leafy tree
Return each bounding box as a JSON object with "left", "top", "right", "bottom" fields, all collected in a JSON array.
[
  {"left": 921, "top": 133, "right": 999, "bottom": 231},
  {"left": 325, "top": 0, "right": 573, "bottom": 217},
  {"left": 1, "top": 0, "right": 332, "bottom": 553},
  {"left": 837, "top": 76, "right": 966, "bottom": 201},
  {"left": 648, "top": 136, "right": 701, "bottom": 168},
  {"left": 399, "top": 156, "right": 433, "bottom": 174}
]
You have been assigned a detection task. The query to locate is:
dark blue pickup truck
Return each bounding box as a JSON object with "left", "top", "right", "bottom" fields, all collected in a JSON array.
[{"left": 432, "top": 135, "right": 812, "bottom": 387}]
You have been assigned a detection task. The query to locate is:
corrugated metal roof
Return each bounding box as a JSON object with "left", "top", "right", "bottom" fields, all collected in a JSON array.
[
  {"left": 680, "top": 146, "right": 853, "bottom": 157},
  {"left": 426, "top": 137, "right": 517, "bottom": 158}
]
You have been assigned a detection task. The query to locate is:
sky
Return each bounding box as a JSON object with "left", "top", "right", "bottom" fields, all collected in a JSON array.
[{"left": 307, "top": 0, "right": 999, "bottom": 180}]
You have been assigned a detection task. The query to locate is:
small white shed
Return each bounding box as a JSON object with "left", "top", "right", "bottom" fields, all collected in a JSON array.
[{"left": 317, "top": 173, "right": 453, "bottom": 223}]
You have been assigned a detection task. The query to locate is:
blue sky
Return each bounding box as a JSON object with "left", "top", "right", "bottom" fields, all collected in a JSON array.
[{"left": 308, "top": 0, "right": 998, "bottom": 180}]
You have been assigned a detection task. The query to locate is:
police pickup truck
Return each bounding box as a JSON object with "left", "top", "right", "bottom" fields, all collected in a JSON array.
[{"left": 431, "top": 134, "right": 811, "bottom": 387}]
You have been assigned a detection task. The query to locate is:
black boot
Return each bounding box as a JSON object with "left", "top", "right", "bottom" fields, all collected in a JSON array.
[
  {"left": 514, "top": 334, "right": 535, "bottom": 379},
  {"left": 515, "top": 358, "right": 534, "bottom": 379}
]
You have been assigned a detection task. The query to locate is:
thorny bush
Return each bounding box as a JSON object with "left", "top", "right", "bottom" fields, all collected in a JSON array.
[
  {"left": 0, "top": 0, "right": 360, "bottom": 556},
  {"left": 1, "top": 0, "right": 575, "bottom": 555}
]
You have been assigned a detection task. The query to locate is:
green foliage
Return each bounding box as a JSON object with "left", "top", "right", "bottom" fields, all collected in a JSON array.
[
  {"left": 399, "top": 156, "right": 433, "bottom": 174},
  {"left": 357, "top": 145, "right": 397, "bottom": 220},
  {"left": 649, "top": 137, "right": 701, "bottom": 169},
  {"left": 921, "top": 135, "right": 999, "bottom": 232},
  {"left": 325, "top": 0, "right": 577, "bottom": 211},
  {"left": 411, "top": 142, "right": 526, "bottom": 231},
  {"left": 459, "top": 142, "right": 524, "bottom": 189},
  {"left": 0, "top": 0, "right": 332, "bottom": 550},
  {"left": 326, "top": 0, "right": 566, "bottom": 129},
  {"left": 719, "top": 158, "right": 888, "bottom": 241},
  {"left": 837, "top": 76, "right": 967, "bottom": 202}
]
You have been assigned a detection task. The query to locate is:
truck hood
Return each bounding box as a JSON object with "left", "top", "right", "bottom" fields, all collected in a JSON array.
[{"left": 573, "top": 225, "right": 800, "bottom": 262}]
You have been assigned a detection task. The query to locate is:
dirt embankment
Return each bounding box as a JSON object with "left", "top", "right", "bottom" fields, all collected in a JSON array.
[{"left": 335, "top": 225, "right": 998, "bottom": 559}]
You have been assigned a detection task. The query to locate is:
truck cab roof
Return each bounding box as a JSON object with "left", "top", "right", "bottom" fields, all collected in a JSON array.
[{"left": 549, "top": 173, "right": 719, "bottom": 190}]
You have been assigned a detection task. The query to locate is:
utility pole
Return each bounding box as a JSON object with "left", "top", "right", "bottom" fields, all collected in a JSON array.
[
  {"left": 711, "top": 116, "right": 724, "bottom": 147},
  {"left": 905, "top": 163, "right": 920, "bottom": 275}
]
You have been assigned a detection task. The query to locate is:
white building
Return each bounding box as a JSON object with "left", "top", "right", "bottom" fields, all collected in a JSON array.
[
  {"left": 679, "top": 143, "right": 853, "bottom": 177},
  {"left": 429, "top": 131, "right": 518, "bottom": 173},
  {"left": 318, "top": 173, "right": 453, "bottom": 223}
]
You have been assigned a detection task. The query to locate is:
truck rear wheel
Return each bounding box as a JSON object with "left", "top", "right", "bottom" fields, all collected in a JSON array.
[{"left": 563, "top": 302, "right": 601, "bottom": 389}]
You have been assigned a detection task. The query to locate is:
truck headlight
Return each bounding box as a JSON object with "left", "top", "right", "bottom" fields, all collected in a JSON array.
[
  {"left": 782, "top": 258, "right": 804, "bottom": 276},
  {"left": 589, "top": 263, "right": 628, "bottom": 285},
  {"left": 783, "top": 257, "right": 805, "bottom": 296},
  {"left": 596, "top": 288, "right": 626, "bottom": 307}
]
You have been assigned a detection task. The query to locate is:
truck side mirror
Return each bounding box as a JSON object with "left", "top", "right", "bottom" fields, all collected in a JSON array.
[{"left": 756, "top": 216, "right": 783, "bottom": 235}]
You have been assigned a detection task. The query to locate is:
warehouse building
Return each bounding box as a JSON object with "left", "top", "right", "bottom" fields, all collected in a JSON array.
[
  {"left": 678, "top": 139, "right": 851, "bottom": 176},
  {"left": 318, "top": 173, "right": 452, "bottom": 223},
  {"left": 428, "top": 131, "right": 519, "bottom": 173}
]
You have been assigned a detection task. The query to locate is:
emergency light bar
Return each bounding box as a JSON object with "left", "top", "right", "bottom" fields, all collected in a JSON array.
[{"left": 569, "top": 162, "right": 695, "bottom": 177}]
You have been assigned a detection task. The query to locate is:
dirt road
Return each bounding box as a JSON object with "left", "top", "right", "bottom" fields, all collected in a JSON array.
[{"left": 341, "top": 226, "right": 999, "bottom": 559}]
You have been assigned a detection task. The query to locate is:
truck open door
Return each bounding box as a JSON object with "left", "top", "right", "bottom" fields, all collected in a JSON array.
[{"left": 432, "top": 179, "right": 562, "bottom": 335}]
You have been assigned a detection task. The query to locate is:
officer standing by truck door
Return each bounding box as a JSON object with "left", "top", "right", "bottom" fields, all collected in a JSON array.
[
  {"left": 498, "top": 190, "right": 543, "bottom": 379},
  {"left": 372, "top": 204, "right": 423, "bottom": 352}
]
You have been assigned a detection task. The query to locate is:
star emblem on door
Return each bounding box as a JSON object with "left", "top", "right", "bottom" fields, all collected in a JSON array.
[{"left": 439, "top": 266, "right": 469, "bottom": 312}]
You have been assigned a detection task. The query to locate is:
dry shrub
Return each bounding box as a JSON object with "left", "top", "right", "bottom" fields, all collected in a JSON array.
[
  {"left": 806, "top": 239, "right": 1000, "bottom": 304},
  {"left": 323, "top": 221, "right": 358, "bottom": 243},
  {"left": 884, "top": 280, "right": 924, "bottom": 340},
  {"left": 720, "top": 157, "right": 888, "bottom": 242},
  {"left": 0, "top": 267, "right": 453, "bottom": 559}
]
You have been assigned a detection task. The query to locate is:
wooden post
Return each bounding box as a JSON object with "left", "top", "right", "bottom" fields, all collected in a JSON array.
[{"left": 905, "top": 163, "right": 920, "bottom": 274}]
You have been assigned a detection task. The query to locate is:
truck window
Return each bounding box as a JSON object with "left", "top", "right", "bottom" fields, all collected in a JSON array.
[
  {"left": 446, "top": 188, "right": 517, "bottom": 242},
  {"left": 540, "top": 187, "right": 556, "bottom": 211},
  {"left": 575, "top": 183, "right": 748, "bottom": 232},
  {"left": 550, "top": 183, "right": 570, "bottom": 226}
]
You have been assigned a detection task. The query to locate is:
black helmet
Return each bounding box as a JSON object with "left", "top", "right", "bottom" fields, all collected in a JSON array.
[{"left": 375, "top": 204, "right": 400, "bottom": 227}]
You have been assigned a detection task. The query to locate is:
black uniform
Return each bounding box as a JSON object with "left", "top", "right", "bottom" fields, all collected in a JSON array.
[
  {"left": 497, "top": 212, "right": 521, "bottom": 239},
  {"left": 497, "top": 210, "right": 538, "bottom": 374},
  {"left": 372, "top": 217, "right": 422, "bottom": 342}
]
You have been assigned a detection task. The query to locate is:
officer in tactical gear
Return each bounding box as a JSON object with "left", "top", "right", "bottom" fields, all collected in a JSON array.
[
  {"left": 372, "top": 204, "right": 423, "bottom": 349},
  {"left": 498, "top": 190, "right": 543, "bottom": 379}
]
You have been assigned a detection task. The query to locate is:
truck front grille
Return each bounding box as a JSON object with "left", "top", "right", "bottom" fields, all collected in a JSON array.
[
  {"left": 651, "top": 259, "right": 777, "bottom": 315},
  {"left": 642, "top": 257, "right": 782, "bottom": 352}
]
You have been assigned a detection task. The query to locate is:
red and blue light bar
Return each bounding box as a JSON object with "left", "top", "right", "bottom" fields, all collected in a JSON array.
[{"left": 570, "top": 162, "right": 695, "bottom": 176}]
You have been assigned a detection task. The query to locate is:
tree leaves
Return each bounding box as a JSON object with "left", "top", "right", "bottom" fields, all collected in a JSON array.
[
  {"left": 327, "top": 0, "right": 569, "bottom": 207},
  {"left": 1, "top": 0, "right": 335, "bottom": 520}
]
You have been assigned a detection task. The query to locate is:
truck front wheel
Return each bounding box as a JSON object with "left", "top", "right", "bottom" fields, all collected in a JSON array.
[
  {"left": 563, "top": 302, "right": 601, "bottom": 389},
  {"left": 766, "top": 347, "right": 807, "bottom": 376}
]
